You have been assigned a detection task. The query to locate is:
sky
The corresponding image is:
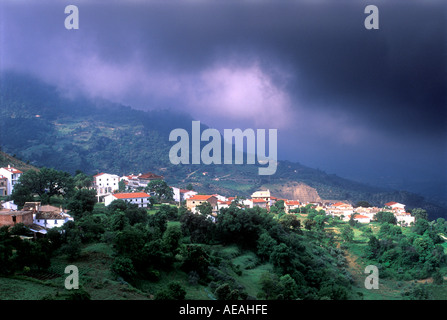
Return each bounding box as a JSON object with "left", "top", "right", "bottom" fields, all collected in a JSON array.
[{"left": 1, "top": 0, "right": 446, "bottom": 199}]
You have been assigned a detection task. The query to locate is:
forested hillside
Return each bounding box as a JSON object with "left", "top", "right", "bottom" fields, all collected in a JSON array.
[{"left": 0, "top": 71, "right": 445, "bottom": 219}]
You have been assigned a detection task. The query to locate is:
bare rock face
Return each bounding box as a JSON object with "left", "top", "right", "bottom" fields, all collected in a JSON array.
[{"left": 263, "top": 181, "right": 322, "bottom": 203}]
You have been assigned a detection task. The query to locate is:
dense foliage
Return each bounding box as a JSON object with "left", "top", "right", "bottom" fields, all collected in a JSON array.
[{"left": 361, "top": 216, "right": 447, "bottom": 280}]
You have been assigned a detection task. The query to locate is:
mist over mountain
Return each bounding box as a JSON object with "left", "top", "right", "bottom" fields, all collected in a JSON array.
[{"left": 1, "top": 71, "right": 445, "bottom": 219}]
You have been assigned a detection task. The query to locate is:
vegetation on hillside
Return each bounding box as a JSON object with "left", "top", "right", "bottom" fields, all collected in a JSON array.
[
  {"left": 1, "top": 170, "right": 446, "bottom": 300},
  {"left": 1, "top": 72, "right": 445, "bottom": 219}
]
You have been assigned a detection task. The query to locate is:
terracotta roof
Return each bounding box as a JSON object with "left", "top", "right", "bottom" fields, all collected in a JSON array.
[
  {"left": 113, "top": 192, "right": 150, "bottom": 199},
  {"left": 252, "top": 199, "right": 267, "bottom": 203},
  {"left": 347, "top": 214, "right": 370, "bottom": 219},
  {"left": 138, "top": 172, "right": 163, "bottom": 180},
  {"left": 187, "top": 195, "right": 214, "bottom": 201},
  {"left": 36, "top": 212, "right": 70, "bottom": 220},
  {"left": 384, "top": 201, "right": 398, "bottom": 206},
  {"left": 93, "top": 172, "right": 106, "bottom": 177},
  {"left": 39, "top": 205, "right": 63, "bottom": 212},
  {"left": 1, "top": 167, "right": 22, "bottom": 174},
  {"left": 286, "top": 200, "right": 300, "bottom": 206},
  {"left": 333, "top": 202, "right": 350, "bottom": 207}
]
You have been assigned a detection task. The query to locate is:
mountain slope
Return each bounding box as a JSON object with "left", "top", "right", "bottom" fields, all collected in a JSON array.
[
  {"left": 1, "top": 71, "right": 445, "bottom": 219},
  {"left": 0, "top": 150, "right": 38, "bottom": 173}
]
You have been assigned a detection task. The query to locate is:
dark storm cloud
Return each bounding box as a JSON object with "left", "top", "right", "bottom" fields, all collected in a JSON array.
[{"left": 1, "top": 0, "right": 445, "bottom": 191}]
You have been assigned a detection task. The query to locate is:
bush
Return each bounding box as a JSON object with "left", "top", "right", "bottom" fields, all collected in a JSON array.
[
  {"left": 155, "top": 282, "right": 186, "bottom": 300},
  {"left": 111, "top": 256, "right": 136, "bottom": 280}
]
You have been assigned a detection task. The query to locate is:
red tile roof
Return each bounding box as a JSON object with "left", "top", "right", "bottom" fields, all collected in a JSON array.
[
  {"left": 286, "top": 200, "right": 300, "bottom": 206},
  {"left": 348, "top": 214, "right": 370, "bottom": 219},
  {"left": 252, "top": 199, "right": 267, "bottom": 203},
  {"left": 385, "top": 201, "right": 398, "bottom": 206},
  {"left": 93, "top": 172, "right": 106, "bottom": 177},
  {"left": 333, "top": 202, "right": 350, "bottom": 207},
  {"left": 1, "top": 167, "right": 22, "bottom": 174},
  {"left": 188, "top": 195, "right": 214, "bottom": 201},
  {"left": 139, "top": 172, "right": 163, "bottom": 180},
  {"left": 113, "top": 192, "right": 150, "bottom": 199}
]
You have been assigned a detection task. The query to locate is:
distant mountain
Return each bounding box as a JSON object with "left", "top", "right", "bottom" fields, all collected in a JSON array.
[{"left": 1, "top": 71, "right": 445, "bottom": 219}]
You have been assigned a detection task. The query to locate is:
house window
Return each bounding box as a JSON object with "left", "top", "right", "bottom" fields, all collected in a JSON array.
[
  {"left": 12, "top": 216, "right": 16, "bottom": 223},
  {"left": 54, "top": 220, "right": 57, "bottom": 225}
]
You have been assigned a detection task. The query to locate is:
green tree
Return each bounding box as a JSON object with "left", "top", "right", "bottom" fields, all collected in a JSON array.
[
  {"left": 257, "top": 232, "right": 277, "bottom": 261},
  {"left": 73, "top": 171, "right": 93, "bottom": 189},
  {"left": 10, "top": 183, "right": 34, "bottom": 207},
  {"left": 355, "top": 201, "right": 372, "bottom": 208},
  {"left": 155, "top": 282, "right": 186, "bottom": 300},
  {"left": 279, "top": 214, "right": 301, "bottom": 232},
  {"left": 111, "top": 256, "right": 136, "bottom": 280},
  {"left": 214, "top": 283, "right": 240, "bottom": 300},
  {"left": 341, "top": 225, "right": 354, "bottom": 242},
  {"left": 196, "top": 201, "right": 212, "bottom": 216},
  {"left": 279, "top": 274, "right": 299, "bottom": 300},
  {"left": 67, "top": 189, "right": 97, "bottom": 219},
  {"left": 411, "top": 208, "right": 428, "bottom": 221},
  {"left": 13, "top": 168, "right": 75, "bottom": 203},
  {"left": 145, "top": 179, "right": 174, "bottom": 202},
  {"left": 118, "top": 180, "right": 126, "bottom": 192},
  {"left": 162, "top": 223, "right": 182, "bottom": 253},
  {"left": 259, "top": 272, "right": 281, "bottom": 299},
  {"left": 375, "top": 211, "right": 397, "bottom": 225}
]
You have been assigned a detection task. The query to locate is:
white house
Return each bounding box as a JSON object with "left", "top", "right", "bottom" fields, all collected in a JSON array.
[
  {"left": 34, "top": 211, "right": 74, "bottom": 229},
  {"left": 327, "top": 202, "right": 354, "bottom": 217},
  {"left": 384, "top": 201, "right": 406, "bottom": 213},
  {"left": 345, "top": 214, "right": 371, "bottom": 224},
  {"left": 1, "top": 200, "right": 18, "bottom": 211},
  {"left": 104, "top": 192, "right": 151, "bottom": 208},
  {"left": 284, "top": 200, "right": 301, "bottom": 214},
  {"left": 0, "top": 165, "right": 23, "bottom": 195},
  {"left": 251, "top": 190, "right": 271, "bottom": 202},
  {"left": 171, "top": 187, "right": 198, "bottom": 203},
  {"left": 31, "top": 204, "right": 73, "bottom": 229},
  {"left": 93, "top": 173, "right": 120, "bottom": 198},
  {"left": 395, "top": 212, "right": 415, "bottom": 226}
]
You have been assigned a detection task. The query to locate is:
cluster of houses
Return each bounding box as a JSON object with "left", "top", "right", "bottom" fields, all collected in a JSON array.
[
  {"left": 0, "top": 201, "right": 73, "bottom": 237},
  {"left": 183, "top": 190, "right": 415, "bottom": 227},
  {"left": 325, "top": 201, "right": 415, "bottom": 226},
  {"left": 0, "top": 165, "right": 417, "bottom": 234},
  {"left": 93, "top": 171, "right": 198, "bottom": 208}
]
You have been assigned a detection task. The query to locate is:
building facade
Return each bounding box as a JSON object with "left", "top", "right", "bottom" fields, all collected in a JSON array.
[
  {"left": 104, "top": 192, "right": 151, "bottom": 208},
  {"left": 0, "top": 166, "right": 23, "bottom": 195}
]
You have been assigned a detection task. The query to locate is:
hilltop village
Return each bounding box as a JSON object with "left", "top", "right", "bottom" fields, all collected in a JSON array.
[{"left": 0, "top": 165, "right": 415, "bottom": 235}]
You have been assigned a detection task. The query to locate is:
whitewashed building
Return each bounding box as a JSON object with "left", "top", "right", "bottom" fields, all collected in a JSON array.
[
  {"left": 104, "top": 192, "right": 151, "bottom": 208},
  {"left": 33, "top": 204, "right": 74, "bottom": 229},
  {"left": 0, "top": 165, "right": 23, "bottom": 195},
  {"left": 93, "top": 173, "right": 120, "bottom": 198},
  {"left": 171, "top": 187, "right": 198, "bottom": 203}
]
